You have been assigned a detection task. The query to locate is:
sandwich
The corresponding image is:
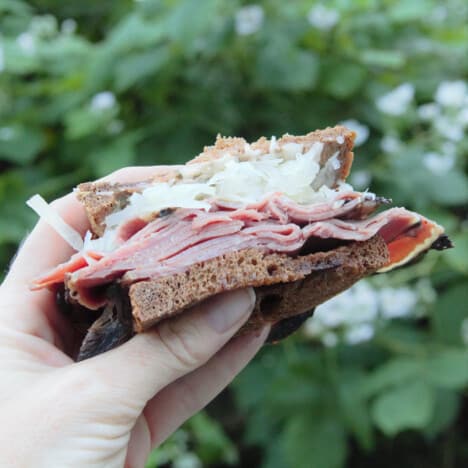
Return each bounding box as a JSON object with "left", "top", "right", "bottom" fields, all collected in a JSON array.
[{"left": 28, "top": 126, "right": 452, "bottom": 360}]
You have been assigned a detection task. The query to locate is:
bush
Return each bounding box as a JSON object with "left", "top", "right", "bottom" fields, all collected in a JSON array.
[{"left": 1, "top": 1, "right": 467, "bottom": 467}]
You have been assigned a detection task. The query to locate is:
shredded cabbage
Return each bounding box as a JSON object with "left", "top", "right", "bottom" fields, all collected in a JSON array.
[
  {"left": 104, "top": 141, "right": 352, "bottom": 230},
  {"left": 26, "top": 194, "right": 84, "bottom": 251}
]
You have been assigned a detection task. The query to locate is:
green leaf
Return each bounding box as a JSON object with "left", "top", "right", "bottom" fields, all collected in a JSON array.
[
  {"left": 2, "top": 38, "right": 40, "bottom": 74},
  {"left": 359, "top": 49, "right": 406, "bottom": 68},
  {"left": 0, "top": 125, "right": 45, "bottom": 164},
  {"left": 188, "top": 412, "right": 238, "bottom": 465},
  {"left": 65, "top": 105, "right": 118, "bottom": 140},
  {"left": 322, "top": 62, "right": 366, "bottom": 99},
  {"left": 283, "top": 414, "right": 347, "bottom": 468},
  {"left": 0, "top": 201, "right": 35, "bottom": 244},
  {"left": 444, "top": 231, "right": 468, "bottom": 274},
  {"left": 262, "top": 439, "right": 289, "bottom": 468},
  {"left": 389, "top": 0, "right": 433, "bottom": 22},
  {"left": 337, "top": 371, "right": 374, "bottom": 450},
  {"left": 256, "top": 45, "right": 319, "bottom": 91},
  {"left": 91, "top": 134, "right": 138, "bottom": 177},
  {"left": 428, "top": 172, "right": 468, "bottom": 206},
  {"left": 115, "top": 48, "right": 170, "bottom": 91},
  {"left": 107, "top": 12, "right": 165, "bottom": 53},
  {"left": 425, "top": 349, "right": 468, "bottom": 389},
  {"left": 364, "top": 357, "right": 422, "bottom": 397},
  {"left": 432, "top": 283, "right": 468, "bottom": 345},
  {"left": 165, "top": 0, "right": 220, "bottom": 46},
  {"left": 423, "top": 389, "right": 460, "bottom": 439},
  {"left": 371, "top": 381, "right": 435, "bottom": 436}
]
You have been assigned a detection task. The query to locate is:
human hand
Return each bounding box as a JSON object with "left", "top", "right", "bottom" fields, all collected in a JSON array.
[{"left": 0, "top": 167, "right": 269, "bottom": 467}]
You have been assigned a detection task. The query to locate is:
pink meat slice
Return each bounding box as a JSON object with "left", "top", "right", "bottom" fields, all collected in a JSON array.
[
  {"left": 123, "top": 208, "right": 418, "bottom": 283},
  {"left": 32, "top": 191, "right": 405, "bottom": 307},
  {"left": 67, "top": 207, "right": 420, "bottom": 309}
]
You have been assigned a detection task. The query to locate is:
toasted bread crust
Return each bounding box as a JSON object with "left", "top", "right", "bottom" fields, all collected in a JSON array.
[
  {"left": 129, "top": 235, "right": 388, "bottom": 333},
  {"left": 77, "top": 126, "right": 355, "bottom": 236}
]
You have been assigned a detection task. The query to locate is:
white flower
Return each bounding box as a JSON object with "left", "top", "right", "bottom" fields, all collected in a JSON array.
[
  {"left": 434, "top": 116, "right": 463, "bottom": 141},
  {"left": 30, "top": 15, "right": 57, "bottom": 37},
  {"left": 339, "top": 119, "right": 369, "bottom": 146},
  {"left": 303, "top": 318, "right": 324, "bottom": 337},
  {"left": 345, "top": 323, "right": 374, "bottom": 345},
  {"left": 61, "top": 18, "right": 77, "bottom": 35},
  {"left": 441, "top": 141, "right": 456, "bottom": 157},
  {"left": 430, "top": 5, "right": 448, "bottom": 22},
  {"left": 435, "top": 81, "right": 467, "bottom": 108},
  {"left": 350, "top": 170, "right": 371, "bottom": 189},
  {"left": 415, "top": 278, "right": 436, "bottom": 304},
  {"left": 380, "top": 135, "right": 402, "bottom": 153},
  {"left": 456, "top": 107, "right": 468, "bottom": 127},
  {"left": 174, "top": 453, "right": 202, "bottom": 468},
  {"left": 235, "top": 5, "right": 264, "bottom": 36},
  {"left": 314, "top": 304, "right": 346, "bottom": 327},
  {"left": 376, "top": 83, "right": 415, "bottom": 116},
  {"left": 461, "top": 318, "right": 468, "bottom": 346},
  {"left": 0, "top": 127, "right": 14, "bottom": 140},
  {"left": 314, "top": 282, "right": 379, "bottom": 327},
  {"left": 17, "top": 32, "right": 36, "bottom": 54},
  {"left": 379, "top": 287, "right": 418, "bottom": 319},
  {"left": 322, "top": 332, "right": 338, "bottom": 347},
  {"left": 307, "top": 4, "right": 340, "bottom": 31},
  {"left": 423, "top": 151, "right": 455, "bottom": 174},
  {"left": 0, "top": 45, "right": 4, "bottom": 72},
  {"left": 417, "top": 103, "right": 439, "bottom": 121},
  {"left": 90, "top": 91, "right": 116, "bottom": 111}
]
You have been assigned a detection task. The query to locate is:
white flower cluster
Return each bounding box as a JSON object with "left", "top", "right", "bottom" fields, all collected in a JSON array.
[
  {"left": 235, "top": 5, "right": 264, "bottom": 36},
  {"left": 12, "top": 14, "right": 78, "bottom": 59},
  {"left": 61, "top": 19, "right": 77, "bottom": 35},
  {"left": 307, "top": 4, "right": 340, "bottom": 31},
  {"left": 419, "top": 80, "right": 467, "bottom": 174},
  {"left": 303, "top": 281, "right": 421, "bottom": 346},
  {"left": 377, "top": 80, "right": 467, "bottom": 175},
  {"left": 339, "top": 119, "right": 369, "bottom": 146},
  {"left": 90, "top": 91, "right": 116, "bottom": 112},
  {"left": 376, "top": 83, "right": 415, "bottom": 116},
  {"left": 17, "top": 32, "right": 36, "bottom": 54}
]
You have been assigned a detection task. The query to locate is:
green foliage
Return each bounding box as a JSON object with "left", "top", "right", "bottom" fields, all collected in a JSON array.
[
  {"left": 371, "top": 380, "right": 436, "bottom": 436},
  {"left": 0, "top": 0, "right": 467, "bottom": 466}
]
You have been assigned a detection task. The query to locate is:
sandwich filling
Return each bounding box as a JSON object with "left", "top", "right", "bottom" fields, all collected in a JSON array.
[{"left": 30, "top": 129, "right": 448, "bottom": 311}]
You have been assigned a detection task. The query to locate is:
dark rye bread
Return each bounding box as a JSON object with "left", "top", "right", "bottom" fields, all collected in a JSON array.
[
  {"left": 77, "top": 126, "right": 355, "bottom": 237},
  {"left": 129, "top": 235, "right": 389, "bottom": 333}
]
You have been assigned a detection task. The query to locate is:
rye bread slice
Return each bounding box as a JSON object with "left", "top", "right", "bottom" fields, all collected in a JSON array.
[
  {"left": 77, "top": 126, "right": 355, "bottom": 236},
  {"left": 129, "top": 235, "right": 389, "bottom": 333}
]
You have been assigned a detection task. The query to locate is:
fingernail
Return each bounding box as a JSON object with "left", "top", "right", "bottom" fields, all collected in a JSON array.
[{"left": 205, "top": 288, "right": 256, "bottom": 333}]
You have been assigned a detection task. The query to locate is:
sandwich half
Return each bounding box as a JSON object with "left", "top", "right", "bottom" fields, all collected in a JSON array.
[{"left": 29, "top": 126, "right": 452, "bottom": 359}]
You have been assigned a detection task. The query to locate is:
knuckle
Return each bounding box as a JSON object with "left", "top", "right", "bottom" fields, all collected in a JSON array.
[{"left": 156, "top": 320, "right": 207, "bottom": 372}]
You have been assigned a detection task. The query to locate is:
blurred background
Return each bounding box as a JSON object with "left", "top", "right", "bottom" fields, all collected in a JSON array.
[{"left": 0, "top": 0, "right": 467, "bottom": 466}]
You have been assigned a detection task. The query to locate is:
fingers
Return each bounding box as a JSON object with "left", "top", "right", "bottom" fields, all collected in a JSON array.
[
  {"left": 0, "top": 165, "right": 164, "bottom": 346},
  {"left": 125, "top": 328, "right": 268, "bottom": 468},
  {"left": 81, "top": 289, "right": 256, "bottom": 406},
  {"left": 0, "top": 192, "right": 89, "bottom": 349},
  {"left": 143, "top": 327, "right": 268, "bottom": 448}
]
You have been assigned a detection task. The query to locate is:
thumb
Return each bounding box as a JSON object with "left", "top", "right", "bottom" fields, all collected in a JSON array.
[{"left": 78, "top": 288, "right": 256, "bottom": 404}]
